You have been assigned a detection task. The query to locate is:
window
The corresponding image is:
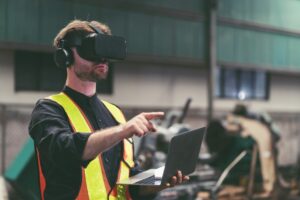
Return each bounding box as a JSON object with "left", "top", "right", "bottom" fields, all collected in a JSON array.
[
  {"left": 14, "top": 50, "right": 113, "bottom": 94},
  {"left": 215, "top": 67, "right": 270, "bottom": 100}
]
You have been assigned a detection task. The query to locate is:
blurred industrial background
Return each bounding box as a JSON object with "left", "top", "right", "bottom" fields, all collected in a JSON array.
[{"left": 1, "top": 0, "right": 300, "bottom": 199}]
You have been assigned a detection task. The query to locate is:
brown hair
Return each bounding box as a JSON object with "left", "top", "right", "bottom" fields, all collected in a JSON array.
[{"left": 53, "top": 20, "right": 112, "bottom": 48}]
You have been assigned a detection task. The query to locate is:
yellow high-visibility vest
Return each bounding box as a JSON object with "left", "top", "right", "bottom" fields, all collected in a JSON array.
[{"left": 37, "top": 92, "right": 134, "bottom": 200}]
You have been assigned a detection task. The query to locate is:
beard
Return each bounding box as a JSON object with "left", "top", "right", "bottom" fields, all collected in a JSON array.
[{"left": 74, "top": 65, "right": 108, "bottom": 82}]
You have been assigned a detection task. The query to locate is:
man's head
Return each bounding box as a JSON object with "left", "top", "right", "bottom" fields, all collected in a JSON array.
[
  {"left": 53, "top": 20, "right": 112, "bottom": 49},
  {"left": 53, "top": 20, "right": 114, "bottom": 82}
]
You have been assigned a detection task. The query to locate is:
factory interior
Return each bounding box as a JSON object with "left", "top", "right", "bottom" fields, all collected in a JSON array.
[{"left": 1, "top": 0, "right": 300, "bottom": 199}]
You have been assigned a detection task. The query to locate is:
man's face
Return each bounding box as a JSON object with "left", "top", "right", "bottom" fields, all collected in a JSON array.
[{"left": 71, "top": 48, "right": 109, "bottom": 82}]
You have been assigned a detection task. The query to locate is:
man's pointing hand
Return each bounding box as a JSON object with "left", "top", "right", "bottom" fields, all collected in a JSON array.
[{"left": 122, "top": 112, "right": 164, "bottom": 137}]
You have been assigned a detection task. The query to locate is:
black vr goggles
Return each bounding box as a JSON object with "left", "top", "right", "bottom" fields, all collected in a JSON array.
[
  {"left": 77, "top": 33, "right": 127, "bottom": 62},
  {"left": 54, "top": 23, "right": 127, "bottom": 68}
]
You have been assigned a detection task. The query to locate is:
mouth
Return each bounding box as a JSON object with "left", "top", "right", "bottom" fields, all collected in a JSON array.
[{"left": 94, "top": 63, "right": 108, "bottom": 72}]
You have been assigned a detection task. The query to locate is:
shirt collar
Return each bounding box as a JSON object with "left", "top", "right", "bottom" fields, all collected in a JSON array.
[{"left": 63, "top": 86, "right": 97, "bottom": 104}]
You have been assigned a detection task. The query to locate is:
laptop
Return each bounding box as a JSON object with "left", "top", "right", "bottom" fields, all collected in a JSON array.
[{"left": 117, "top": 127, "right": 206, "bottom": 186}]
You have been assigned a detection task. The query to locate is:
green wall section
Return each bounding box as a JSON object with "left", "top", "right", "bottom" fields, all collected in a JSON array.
[
  {"left": 1, "top": 0, "right": 300, "bottom": 71},
  {"left": 125, "top": 14, "right": 205, "bottom": 58},
  {"left": 6, "top": 0, "right": 40, "bottom": 43},
  {"left": 218, "top": 0, "right": 300, "bottom": 31},
  {"left": 218, "top": 25, "right": 300, "bottom": 71},
  {"left": 102, "top": 9, "right": 205, "bottom": 58},
  {"left": 217, "top": 0, "right": 300, "bottom": 72},
  {"left": 0, "top": 0, "right": 6, "bottom": 39},
  {"left": 0, "top": 0, "right": 206, "bottom": 59}
]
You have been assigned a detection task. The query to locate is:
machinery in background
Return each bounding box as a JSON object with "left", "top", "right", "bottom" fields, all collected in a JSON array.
[
  {"left": 203, "top": 104, "right": 300, "bottom": 200},
  {"left": 139, "top": 103, "right": 300, "bottom": 200},
  {"left": 136, "top": 99, "right": 248, "bottom": 200},
  {"left": 4, "top": 102, "right": 300, "bottom": 200}
]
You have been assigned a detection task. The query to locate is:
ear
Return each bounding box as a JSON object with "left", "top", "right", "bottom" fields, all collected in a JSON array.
[{"left": 54, "top": 46, "right": 74, "bottom": 68}]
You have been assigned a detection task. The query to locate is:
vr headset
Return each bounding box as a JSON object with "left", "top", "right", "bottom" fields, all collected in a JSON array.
[{"left": 54, "top": 23, "right": 127, "bottom": 68}]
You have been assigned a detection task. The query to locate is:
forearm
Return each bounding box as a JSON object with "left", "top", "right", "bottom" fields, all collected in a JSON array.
[
  {"left": 82, "top": 125, "right": 126, "bottom": 160},
  {"left": 82, "top": 111, "right": 164, "bottom": 161}
]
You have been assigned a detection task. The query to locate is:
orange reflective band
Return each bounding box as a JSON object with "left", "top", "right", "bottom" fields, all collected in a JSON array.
[
  {"left": 124, "top": 139, "right": 134, "bottom": 168},
  {"left": 36, "top": 149, "right": 46, "bottom": 200},
  {"left": 76, "top": 170, "right": 88, "bottom": 200}
]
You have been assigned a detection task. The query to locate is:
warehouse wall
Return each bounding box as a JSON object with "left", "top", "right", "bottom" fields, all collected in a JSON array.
[
  {"left": 1, "top": 48, "right": 300, "bottom": 166},
  {"left": 1, "top": 49, "right": 300, "bottom": 114},
  {"left": 0, "top": 49, "right": 207, "bottom": 107}
]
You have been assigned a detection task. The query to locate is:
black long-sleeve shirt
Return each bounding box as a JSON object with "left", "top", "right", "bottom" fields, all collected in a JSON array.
[{"left": 29, "top": 86, "right": 141, "bottom": 199}]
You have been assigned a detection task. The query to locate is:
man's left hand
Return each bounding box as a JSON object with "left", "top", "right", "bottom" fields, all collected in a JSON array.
[
  {"left": 139, "top": 170, "right": 189, "bottom": 196},
  {"left": 164, "top": 170, "right": 189, "bottom": 187}
]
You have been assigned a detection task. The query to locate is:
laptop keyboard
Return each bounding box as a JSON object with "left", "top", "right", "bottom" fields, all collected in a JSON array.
[{"left": 135, "top": 175, "right": 160, "bottom": 185}]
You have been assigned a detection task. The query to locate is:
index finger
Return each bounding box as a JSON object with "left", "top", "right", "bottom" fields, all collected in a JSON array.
[{"left": 143, "top": 112, "right": 165, "bottom": 120}]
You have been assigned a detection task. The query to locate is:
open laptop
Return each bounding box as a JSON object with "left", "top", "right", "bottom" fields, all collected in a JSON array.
[{"left": 117, "top": 127, "right": 206, "bottom": 186}]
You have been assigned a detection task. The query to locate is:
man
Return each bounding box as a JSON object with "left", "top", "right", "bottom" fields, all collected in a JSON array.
[{"left": 29, "top": 20, "right": 188, "bottom": 200}]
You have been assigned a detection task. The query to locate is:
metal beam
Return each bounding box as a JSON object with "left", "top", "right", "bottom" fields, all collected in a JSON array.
[
  {"left": 206, "top": 0, "right": 218, "bottom": 122},
  {"left": 1, "top": 105, "right": 6, "bottom": 174},
  {"left": 0, "top": 41, "right": 53, "bottom": 53}
]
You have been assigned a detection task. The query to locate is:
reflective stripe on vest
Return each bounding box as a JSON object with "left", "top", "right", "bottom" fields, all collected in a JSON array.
[
  {"left": 38, "top": 92, "right": 134, "bottom": 200},
  {"left": 101, "top": 100, "right": 134, "bottom": 200}
]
